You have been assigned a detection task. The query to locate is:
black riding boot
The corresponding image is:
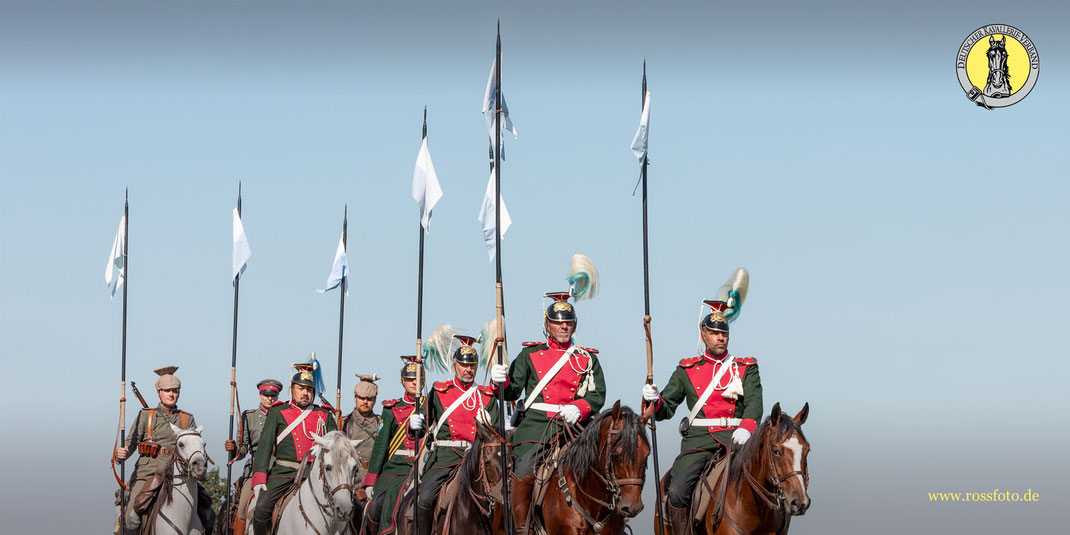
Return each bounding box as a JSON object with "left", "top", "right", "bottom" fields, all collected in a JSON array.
[
  {"left": 415, "top": 503, "right": 435, "bottom": 535},
  {"left": 667, "top": 503, "right": 692, "bottom": 535}
]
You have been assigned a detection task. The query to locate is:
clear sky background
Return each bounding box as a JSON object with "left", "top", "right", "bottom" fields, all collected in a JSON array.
[{"left": 1, "top": 1, "right": 1067, "bottom": 533}]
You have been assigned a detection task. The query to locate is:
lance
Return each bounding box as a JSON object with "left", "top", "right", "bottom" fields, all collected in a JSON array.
[
  {"left": 224, "top": 183, "right": 242, "bottom": 533},
  {"left": 637, "top": 62, "right": 668, "bottom": 535},
  {"left": 118, "top": 190, "right": 130, "bottom": 535},
  {"left": 492, "top": 21, "right": 515, "bottom": 535},
  {"left": 335, "top": 207, "right": 348, "bottom": 424},
  {"left": 412, "top": 106, "right": 429, "bottom": 535}
]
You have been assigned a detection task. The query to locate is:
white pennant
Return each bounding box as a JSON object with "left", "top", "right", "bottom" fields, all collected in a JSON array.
[
  {"left": 232, "top": 208, "right": 252, "bottom": 282},
  {"left": 104, "top": 214, "right": 126, "bottom": 298},
  {"left": 412, "top": 136, "right": 443, "bottom": 233},
  {"left": 478, "top": 167, "right": 511, "bottom": 261}
]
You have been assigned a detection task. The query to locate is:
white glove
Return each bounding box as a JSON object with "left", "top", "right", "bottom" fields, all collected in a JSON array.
[
  {"left": 490, "top": 364, "right": 509, "bottom": 384},
  {"left": 365, "top": 486, "right": 375, "bottom": 501},
  {"left": 559, "top": 405, "right": 581, "bottom": 424},
  {"left": 642, "top": 383, "right": 660, "bottom": 402},
  {"left": 408, "top": 413, "right": 425, "bottom": 431},
  {"left": 731, "top": 428, "right": 751, "bottom": 446},
  {"left": 476, "top": 408, "right": 492, "bottom": 425},
  {"left": 252, "top": 483, "right": 266, "bottom": 500}
]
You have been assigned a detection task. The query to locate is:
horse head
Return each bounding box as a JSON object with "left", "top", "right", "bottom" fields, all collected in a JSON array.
[
  {"left": 603, "top": 401, "right": 650, "bottom": 519},
  {"left": 474, "top": 418, "right": 512, "bottom": 493},
  {"left": 169, "top": 423, "right": 207, "bottom": 480},
  {"left": 311, "top": 431, "right": 360, "bottom": 520},
  {"left": 761, "top": 403, "right": 811, "bottom": 516}
]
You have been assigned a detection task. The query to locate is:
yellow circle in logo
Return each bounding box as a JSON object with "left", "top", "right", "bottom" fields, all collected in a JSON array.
[{"left": 965, "top": 35, "right": 1030, "bottom": 96}]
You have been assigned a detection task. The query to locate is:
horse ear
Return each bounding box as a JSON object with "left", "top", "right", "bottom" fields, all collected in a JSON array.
[
  {"left": 793, "top": 403, "right": 809, "bottom": 426},
  {"left": 612, "top": 400, "right": 621, "bottom": 419},
  {"left": 990, "top": 36, "right": 995, "bottom": 44},
  {"left": 313, "top": 433, "right": 330, "bottom": 448},
  {"left": 769, "top": 402, "right": 782, "bottom": 426},
  {"left": 169, "top": 422, "right": 182, "bottom": 435},
  {"left": 195, "top": 425, "right": 204, "bottom": 434},
  {"left": 350, "top": 438, "right": 364, "bottom": 449}
]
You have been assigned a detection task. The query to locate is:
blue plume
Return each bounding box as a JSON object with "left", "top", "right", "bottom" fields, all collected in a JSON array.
[{"left": 308, "top": 355, "right": 327, "bottom": 394}]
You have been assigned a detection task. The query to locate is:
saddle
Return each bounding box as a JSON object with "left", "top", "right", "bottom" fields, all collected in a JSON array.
[
  {"left": 268, "top": 457, "right": 315, "bottom": 535},
  {"left": 137, "top": 479, "right": 214, "bottom": 535},
  {"left": 690, "top": 450, "right": 729, "bottom": 523},
  {"left": 433, "top": 466, "right": 467, "bottom": 534}
]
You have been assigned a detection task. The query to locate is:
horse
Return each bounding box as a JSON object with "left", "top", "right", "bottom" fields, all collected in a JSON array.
[
  {"left": 247, "top": 431, "right": 364, "bottom": 535},
  {"left": 531, "top": 401, "right": 650, "bottom": 535},
  {"left": 431, "top": 420, "right": 513, "bottom": 535},
  {"left": 672, "top": 402, "right": 810, "bottom": 535},
  {"left": 151, "top": 423, "right": 209, "bottom": 535},
  {"left": 984, "top": 35, "right": 1013, "bottom": 98}
]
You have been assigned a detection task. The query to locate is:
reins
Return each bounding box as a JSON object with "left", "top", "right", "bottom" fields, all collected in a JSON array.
[{"left": 556, "top": 416, "right": 645, "bottom": 533}]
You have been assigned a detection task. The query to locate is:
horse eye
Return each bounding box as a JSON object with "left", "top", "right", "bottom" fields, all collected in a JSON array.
[
  {"left": 773, "top": 448, "right": 781, "bottom": 456},
  {"left": 325, "top": 465, "right": 332, "bottom": 471}
]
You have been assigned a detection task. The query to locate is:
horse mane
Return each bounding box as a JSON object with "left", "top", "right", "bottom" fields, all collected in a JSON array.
[
  {"left": 728, "top": 413, "right": 806, "bottom": 482},
  {"left": 159, "top": 453, "right": 178, "bottom": 506},
  {"left": 562, "top": 406, "right": 648, "bottom": 478},
  {"left": 455, "top": 430, "right": 488, "bottom": 498}
]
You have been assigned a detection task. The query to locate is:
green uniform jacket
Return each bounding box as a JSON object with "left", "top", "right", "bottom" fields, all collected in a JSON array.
[
  {"left": 363, "top": 395, "right": 419, "bottom": 534},
  {"left": 424, "top": 381, "right": 501, "bottom": 471},
  {"left": 655, "top": 353, "right": 762, "bottom": 474},
  {"left": 341, "top": 409, "right": 381, "bottom": 468},
  {"left": 250, "top": 402, "right": 337, "bottom": 491},
  {"left": 235, "top": 407, "right": 269, "bottom": 479},
  {"left": 123, "top": 404, "right": 197, "bottom": 481},
  {"left": 503, "top": 340, "right": 606, "bottom": 458}
]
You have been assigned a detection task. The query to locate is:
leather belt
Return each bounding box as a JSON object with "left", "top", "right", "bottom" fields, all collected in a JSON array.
[
  {"left": 691, "top": 417, "right": 742, "bottom": 427},
  {"left": 528, "top": 402, "right": 564, "bottom": 413},
  {"left": 433, "top": 440, "right": 472, "bottom": 449},
  {"left": 393, "top": 449, "right": 415, "bottom": 457},
  {"left": 276, "top": 459, "right": 302, "bottom": 469}
]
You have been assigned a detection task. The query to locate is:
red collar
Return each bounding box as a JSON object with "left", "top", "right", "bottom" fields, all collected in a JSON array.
[
  {"left": 402, "top": 393, "right": 417, "bottom": 404},
  {"left": 547, "top": 338, "right": 573, "bottom": 351},
  {"left": 453, "top": 378, "right": 473, "bottom": 390},
  {"left": 704, "top": 350, "right": 730, "bottom": 363},
  {"left": 259, "top": 405, "right": 270, "bottom": 415}
]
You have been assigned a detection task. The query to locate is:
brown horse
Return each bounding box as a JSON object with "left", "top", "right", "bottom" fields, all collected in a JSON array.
[
  {"left": 666, "top": 402, "right": 811, "bottom": 535},
  {"left": 532, "top": 401, "right": 651, "bottom": 535}
]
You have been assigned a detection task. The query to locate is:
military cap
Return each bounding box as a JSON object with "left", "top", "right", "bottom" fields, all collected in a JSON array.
[
  {"left": 400, "top": 355, "right": 422, "bottom": 379},
  {"left": 257, "top": 379, "right": 283, "bottom": 396},
  {"left": 154, "top": 366, "right": 181, "bottom": 390},
  {"left": 354, "top": 373, "right": 380, "bottom": 397},
  {"left": 452, "top": 335, "right": 479, "bottom": 364},
  {"left": 700, "top": 299, "right": 730, "bottom": 333},
  {"left": 544, "top": 291, "right": 577, "bottom": 322}
]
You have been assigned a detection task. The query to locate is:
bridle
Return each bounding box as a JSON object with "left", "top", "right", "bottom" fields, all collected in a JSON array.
[
  {"left": 741, "top": 433, "right": 808, "bottom": 512},
  {"left": 466, "top": 426, "right": 513, "bottom": 517},
  {"left": 298, "top": 444, "right": 357, "bottom": 535},
  {"left": 556, "top": 417, "right": 646, "bottom": 533},
  {"left": 170, "top": 430, "right": 207, "bottom": 486}
]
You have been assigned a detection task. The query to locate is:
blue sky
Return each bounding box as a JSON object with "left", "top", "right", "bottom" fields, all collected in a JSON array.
[{"left": 2, "top": 1, "right": 1068, "bottom": 532}]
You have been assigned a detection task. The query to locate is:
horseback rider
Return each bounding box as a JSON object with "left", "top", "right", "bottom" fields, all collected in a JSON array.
[
  {"left": 415, "top": 336, "right": 501, "bottom": 535},
  {"left": 223, "top": 378, "right": 282, "bottom": 535},
  {"left": 641, "top": 301, "right": 763, "bottom": 534},
  {"left": 250, "top": 362, "right": 338, "bottom": 535},
  {"left": 360, "top": 357, "right": 424, "bottom": 535},
  {"left": 342, "top": 373, "right": 383, "bottom": 473},
  {"left": 113, "top": 366, "right": 201, "bottom": 533},
  {"left": 490, "top": 291, "right": 606, "bottom": 535}
]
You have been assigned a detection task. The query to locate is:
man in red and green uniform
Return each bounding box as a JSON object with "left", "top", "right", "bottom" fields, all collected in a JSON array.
[
  {"left": 642, "top": 301, "right": 763, "bottom": 533},
  {"left": 414, "top": 336, "right": 501, "bottom": 535},
  {"left": 490, "top": 292, "right": 606, "bottom": 534},
  {"left": 250, "top": 363, "right": 337, "bottom": 535},
  {"left": 359, "top": 357, "right": 423, "bottom": 535}
]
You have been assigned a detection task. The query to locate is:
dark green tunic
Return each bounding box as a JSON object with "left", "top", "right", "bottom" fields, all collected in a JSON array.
[
  {"left": 363, "top": 395, "right": 419, "bottom": 533},
  {"left": 250, "top": 402, "right": 337, "bottom": 491},
  {"left": 503, "top": 340, "right": 606, "bottom": 459}
]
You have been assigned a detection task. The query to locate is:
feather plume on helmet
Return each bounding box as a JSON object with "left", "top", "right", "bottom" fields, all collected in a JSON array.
[
  {"left": 716, "top": 267, "right": 749, "bottom": 323},
  {"left": 478, "top": 317, "right": 507, "bottom": 372},
  {"left": 568, "top": 253, "right": 599, "bottom": 301},
  {"left": 421, "top": 324, "right": 457, "bottom": 373}
]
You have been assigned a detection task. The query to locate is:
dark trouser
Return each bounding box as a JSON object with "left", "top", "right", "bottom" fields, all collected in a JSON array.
[
  {"left": 514, "top": 444, "right": 547, "bottom": 478},
  {"left": 667, "top": 452, "right": 713, "bottom": 508},
  {"left": 416, "top": 467, "right": 454, "bottom": 535},
  {"left": 252, "top": 484, "right": 291, "bottom": 535}
]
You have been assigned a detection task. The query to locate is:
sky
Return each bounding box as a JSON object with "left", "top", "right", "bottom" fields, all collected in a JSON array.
[{"left": 1, "top": 1, "right": 1068, "bottom": 533}]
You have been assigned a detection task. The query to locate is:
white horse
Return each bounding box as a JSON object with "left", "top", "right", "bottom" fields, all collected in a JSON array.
[
  {"left": 153, "top": 423, "right": 209, "bottom": 535},
  {"left": 245, "top": 431, "right": 364, "bottom": 535}
]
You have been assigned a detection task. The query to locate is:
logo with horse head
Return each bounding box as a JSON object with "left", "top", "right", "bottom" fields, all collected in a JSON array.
[{"left": 956, "top": 24, "right": 1039, "bottom": 109}]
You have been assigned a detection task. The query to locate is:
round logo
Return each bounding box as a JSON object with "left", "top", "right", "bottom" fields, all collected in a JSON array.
[{"left": 956, "top": 24, "right": 1039, "bottom": 109}]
